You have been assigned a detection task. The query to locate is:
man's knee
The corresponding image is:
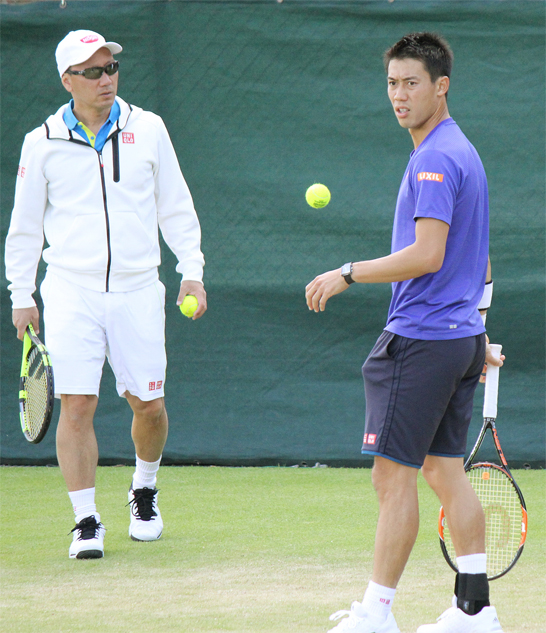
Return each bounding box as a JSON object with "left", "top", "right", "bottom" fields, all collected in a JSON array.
[
  {"left": 60, "top": 394, "right": 98, "bottom": 426},
  {"left": 421, "top": 456, "right": 466, "bottom": 497},
  {"left": 130, "top": 396, "right": 165, "bottom": 423},
  {"left": 372, "top": 456, "right": 418, "bottom": 499}
]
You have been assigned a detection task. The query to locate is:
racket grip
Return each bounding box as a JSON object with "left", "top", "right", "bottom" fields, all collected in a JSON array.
[{"left": 483, "top": 344, "right": 502, "bottom": 419}]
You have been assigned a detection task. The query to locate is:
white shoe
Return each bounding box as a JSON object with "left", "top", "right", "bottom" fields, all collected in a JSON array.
[
  {"left": 328, "top": 601, "right": 400, "bottom": 632},
  {"left": 69, "top": 514, "right": 105, "bottom": 559},
  {"left": 416, "top": 603, "right": 503, "bottom": 633},
  {"left": 127, "top": 487, "right": 163, "bottom": 541}
]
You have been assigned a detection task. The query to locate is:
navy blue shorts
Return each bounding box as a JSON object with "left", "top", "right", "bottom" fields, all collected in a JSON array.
[{"left": 361, "top": 331, "right": 486, "bottom": 468}]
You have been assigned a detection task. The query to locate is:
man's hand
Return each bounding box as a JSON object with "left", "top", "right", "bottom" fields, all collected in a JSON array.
[
  {"left": 13, "top": 307, "right": 40, "bottom": 341},
  {"left": 480, "top": 335, "right": 505, "bottom": 383},
  {"left": 177, "top": 280, "right": 207, "bottom": 320},
  {"left": 305, "top": 268, "right": 349, "bottom": 312}
]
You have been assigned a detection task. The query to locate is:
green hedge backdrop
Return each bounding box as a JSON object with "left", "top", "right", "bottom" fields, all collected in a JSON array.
[{"left": 1, "top": 0, "right": 544, "bottom": 466}]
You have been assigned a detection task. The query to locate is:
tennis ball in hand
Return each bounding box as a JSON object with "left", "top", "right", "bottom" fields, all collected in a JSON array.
[
  {"left": 180, "top": 295, "right": 198, "bottom": 318},
  {"left": 305, "top": 183, "right": 331, "bottom": 208}
]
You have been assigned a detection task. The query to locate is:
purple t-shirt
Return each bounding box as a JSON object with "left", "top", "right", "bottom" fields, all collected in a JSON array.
[{"left": 385, "top": 118, "right": 489, "bottom": 340}]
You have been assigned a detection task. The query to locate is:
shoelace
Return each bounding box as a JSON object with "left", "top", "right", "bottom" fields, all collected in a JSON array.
[
  {"left": 69, "top": 516, "right": 103, "bottom": 541},
  {"left": 127, "top": 487, "right": 158, "bottom": 521}
]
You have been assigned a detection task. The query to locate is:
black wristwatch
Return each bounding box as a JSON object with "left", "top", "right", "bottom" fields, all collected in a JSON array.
[{"left": 341, "top": 262, "right": 355, "bottom": 285}]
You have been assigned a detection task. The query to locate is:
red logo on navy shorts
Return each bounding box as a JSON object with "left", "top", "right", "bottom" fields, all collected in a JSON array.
[
  {"left": 368, "top": 434, "right": 376, "bottom": 445},
  {"left": 122, "top": 132, "right": 134, "bottom": 144}
]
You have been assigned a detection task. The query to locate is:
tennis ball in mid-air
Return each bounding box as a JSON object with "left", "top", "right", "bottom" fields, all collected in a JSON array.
[
  {"left": 305, "top": 183, "right": 331, "bottom": 208},
  {"left": 180, "top": 295, "right": 198, "bottom": 318}
]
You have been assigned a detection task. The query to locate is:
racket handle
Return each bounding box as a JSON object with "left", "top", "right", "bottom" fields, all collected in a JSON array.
[{"left": 483, "top": 344, "right": 502, "bottom": 419}]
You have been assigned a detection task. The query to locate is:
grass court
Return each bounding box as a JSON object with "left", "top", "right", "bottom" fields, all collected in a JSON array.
[{"left": 1, "top": 466, "right": 544, "bottom": 632}]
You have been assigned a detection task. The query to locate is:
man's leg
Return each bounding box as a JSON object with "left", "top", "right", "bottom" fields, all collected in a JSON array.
[
  {"left": 421, "top": 455, "right": 485, "bottom": 556},
  {"left": 417, "top": 456, "right": 502, "bottom": 632},
  {"left": 328, "top": 457, "right": 417, "bottom": 632},
  {"left": 125, "top": 393, "right": 167, "bottom": 541},
  {"left": 57, "top": 394, "right": 105, "bottom": 559},
  {"left": 126, "top": 393, "right": 168, "bottom": 462},
  {"left": 371, "top": 456, "right": 420, "bottom": 588},
  {"left": 57, "top": 394, "right": 99, "bottom": 492}
]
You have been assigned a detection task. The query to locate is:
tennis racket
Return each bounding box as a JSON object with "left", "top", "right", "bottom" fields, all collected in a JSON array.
[
  {"left": 438, "top": 344, "right": 527, "bottom": 580},
  {"left": 19, "top": 324, "right": 55, "bottom": 444}
]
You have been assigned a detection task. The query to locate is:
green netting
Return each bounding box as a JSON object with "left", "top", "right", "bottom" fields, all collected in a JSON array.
[{"left": 1, "top": 1, "right": 544, "bottom": 466}]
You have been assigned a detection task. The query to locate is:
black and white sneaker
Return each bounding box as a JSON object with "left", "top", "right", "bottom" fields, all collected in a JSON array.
[
  {"left": 127, "top": 487, "right": 163, "bottom": 541},
  {"left": 69, "top": 514, "right": 105, "bottom": 559}
]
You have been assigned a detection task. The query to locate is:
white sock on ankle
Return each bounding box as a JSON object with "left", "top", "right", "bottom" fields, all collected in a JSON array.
[
  {"left": 132, "top": 455, "right": 161, "bottom": 490},
  {"left": 68, "top": 487, "right": 97, "bottom": 523},
  {"left": 362, "top": 580, "right": 396, "bottom": 624},
  {"left": 456, "top": 553, "right": 487, "bottom": 575}
]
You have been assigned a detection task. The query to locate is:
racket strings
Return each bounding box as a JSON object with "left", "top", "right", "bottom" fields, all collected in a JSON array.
[
  {"left": 468, "top": 467, "right": 522, "bottom": 574},
  {"left": 443, "top": 465, "right": 523, "bottom": 578},
  {"left": 22, "top": 347, "right": 50, "bottom": 441}
]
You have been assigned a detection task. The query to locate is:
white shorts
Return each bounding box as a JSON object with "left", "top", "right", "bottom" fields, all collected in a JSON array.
[{"left": 40, "top": 272, "right": 167, "bottom": 401}]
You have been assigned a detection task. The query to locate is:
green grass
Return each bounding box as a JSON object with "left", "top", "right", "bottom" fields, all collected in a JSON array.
[{"left": 1, "top": 467, "right": 544, "bottom": 632}]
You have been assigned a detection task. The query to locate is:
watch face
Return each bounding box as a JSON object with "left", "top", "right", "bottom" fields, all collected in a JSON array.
[{"left": 341, "top": 263, "right": 351, "bottom": 276}]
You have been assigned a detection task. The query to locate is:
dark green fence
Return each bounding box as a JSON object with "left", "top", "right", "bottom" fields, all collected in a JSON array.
[{"left": 1, "top": 1, "right": 544, "bottom": 466}]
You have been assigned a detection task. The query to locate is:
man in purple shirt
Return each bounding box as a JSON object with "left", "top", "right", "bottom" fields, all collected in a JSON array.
[{"left": 306, "top": 33, "right": 504, "bottom": 633}]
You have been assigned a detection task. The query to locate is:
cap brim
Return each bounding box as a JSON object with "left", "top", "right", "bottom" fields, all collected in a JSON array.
[{"left": 104, "top": 42, "right": 123, "bottom": 55}]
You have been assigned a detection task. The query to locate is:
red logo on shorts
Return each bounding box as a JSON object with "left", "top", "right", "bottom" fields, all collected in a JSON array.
[
  {"left": 156, "top": 380, "right": 163, "bottom": 390},
  {"left": 17, "top": 166, "right": 26, "bottom": 178},
  {"left": 122, "top": 132, "right": 134, "bottom": 144},
  {"left": 81, "top": 35, "right": 99, "bottom": 44},
  {"left": 149, "top": 382, "right": 156, "bottom": 391},
  {"left": 149, "top": 381, "right": 163, "bottom": 391},
  {"left": 364, "top": 434, "right": 377, "bottom": 445}
]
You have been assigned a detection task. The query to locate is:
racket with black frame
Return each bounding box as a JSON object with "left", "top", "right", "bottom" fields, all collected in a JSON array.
[
  {"left": 438, "top": 344, "right": 527, "bottom": 580},
  {"left": 19, "top": 324, "right": 55, "bottom": 444}
]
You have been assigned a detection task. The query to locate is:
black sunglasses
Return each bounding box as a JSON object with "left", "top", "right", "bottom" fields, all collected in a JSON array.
[{"left": 66, "top": 60, "right": 119, "bottom": 80}]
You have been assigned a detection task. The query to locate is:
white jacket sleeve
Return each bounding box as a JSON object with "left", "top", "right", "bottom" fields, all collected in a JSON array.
[
  {"left": 154, "top": 119, "right": 205, "bottom": 282},
  {"left": 5, "top": 131, "right": 47, "bottom": 309}
]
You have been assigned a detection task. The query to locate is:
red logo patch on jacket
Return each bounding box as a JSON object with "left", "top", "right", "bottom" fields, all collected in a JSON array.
[{"left": 122, "top": 133, "right": 134, "bottom": 144}]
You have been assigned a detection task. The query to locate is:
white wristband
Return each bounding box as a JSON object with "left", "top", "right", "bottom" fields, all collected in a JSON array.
[{"left": 478, "top": 280, "right": 493, "bottom": 311}]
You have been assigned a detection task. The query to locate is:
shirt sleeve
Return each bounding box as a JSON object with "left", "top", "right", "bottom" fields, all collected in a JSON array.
[
  {"left": 410, "top": 149, "right": 462, "bottom": 226},
  {"left": 5, "top": 130, "right": 47, "bottom": 309},
  {"left": 153, "top": 117, "right": 205, "bottom": 282}
]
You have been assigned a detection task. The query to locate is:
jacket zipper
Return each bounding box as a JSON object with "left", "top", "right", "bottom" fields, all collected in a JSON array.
[{"left": 98, "top": 152, "right": 112, "bottom": 292}]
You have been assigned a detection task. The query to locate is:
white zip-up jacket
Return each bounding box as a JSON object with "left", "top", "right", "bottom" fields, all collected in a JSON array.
[{"left": 5, "top": 97, "right": 204, "bottom": 309}]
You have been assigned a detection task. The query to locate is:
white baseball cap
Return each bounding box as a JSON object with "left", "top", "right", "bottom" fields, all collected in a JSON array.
[{"left": 55, "top": 30, "right": 122, "bottom": 77}]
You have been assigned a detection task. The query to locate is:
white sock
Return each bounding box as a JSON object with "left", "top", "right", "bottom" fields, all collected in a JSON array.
[
  {"left": 457, "top": 553, "right": 487, "bottom": 575},
  {"left": 362, "top": 581, "right": 396, "bottom": 624},
  {"left": 68, "top": 487, "right": 97, "bottom": 523},
  {"left": 132, "top": 455, "right": 161, "bottom": 490}
]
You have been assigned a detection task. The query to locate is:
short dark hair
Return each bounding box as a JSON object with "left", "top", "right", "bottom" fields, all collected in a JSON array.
[{"left": 384, "top": 32, "right": 453, "bottom": 82}]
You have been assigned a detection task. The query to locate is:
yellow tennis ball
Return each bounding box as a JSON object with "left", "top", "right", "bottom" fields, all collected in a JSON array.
[
  {"left": 180, "top": 295, "right": 198, "bottom": 318},
  {"left": 305, "top": 183, "right": 331, "bottom": 208}
]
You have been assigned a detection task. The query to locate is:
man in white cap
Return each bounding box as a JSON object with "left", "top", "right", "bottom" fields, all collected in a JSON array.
[{"left": 5, "top": 30, "right": 207, "bottom": 559}]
